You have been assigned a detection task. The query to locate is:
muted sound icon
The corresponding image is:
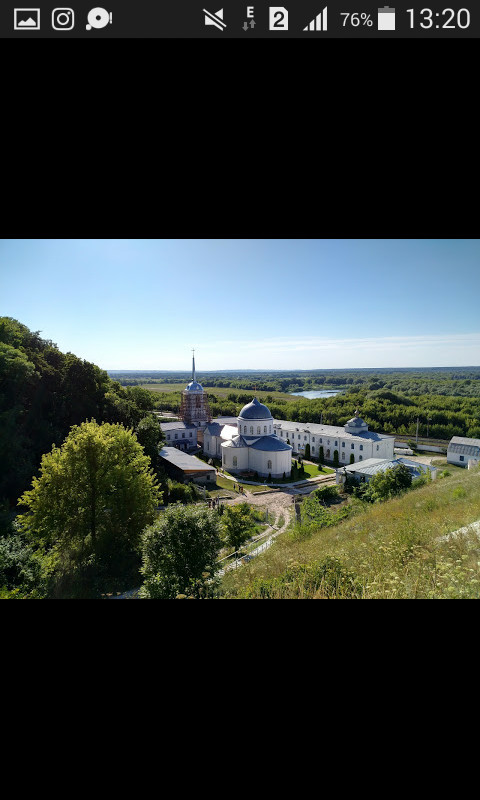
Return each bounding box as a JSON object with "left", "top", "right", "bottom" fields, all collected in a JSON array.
[
  {"left": 203, "top": 8, "right": 226, "bottom": 30},
  {"left": 303, "top": 6, "right": 327, "bottom": 30}
]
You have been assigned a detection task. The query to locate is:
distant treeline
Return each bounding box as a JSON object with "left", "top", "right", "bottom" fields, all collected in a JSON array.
[{"left": 110, "top": 368, "right": 480, "bottom": 398}]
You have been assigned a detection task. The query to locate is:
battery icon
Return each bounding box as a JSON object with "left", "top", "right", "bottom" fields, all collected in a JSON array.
[{"left": 377, "top": 6, "right": 395, "bottom": 29}]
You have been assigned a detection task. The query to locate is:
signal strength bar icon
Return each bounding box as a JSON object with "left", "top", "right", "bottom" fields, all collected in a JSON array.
[{"left": 304, "top": 6, "right": 327, "bottom": 30}]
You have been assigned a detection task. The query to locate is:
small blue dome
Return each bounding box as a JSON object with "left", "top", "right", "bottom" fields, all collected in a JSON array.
[
  {"left": 238, "top": 397, "right": 272, "bottom": 420},
  {"left": 185, "top": 381, "right": 203, "bottom": 392}
]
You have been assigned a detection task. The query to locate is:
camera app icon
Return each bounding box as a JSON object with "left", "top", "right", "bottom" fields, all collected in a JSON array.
[{"left": 52, "top": 8, "right": 75, "bottom": 29}]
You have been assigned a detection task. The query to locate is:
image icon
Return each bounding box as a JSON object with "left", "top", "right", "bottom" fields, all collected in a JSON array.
[
  {"left": 14, "top": 8, "right": 40, "bottom": 29},
  {"left": 52, "top": 8, "right": 74, "bottom": 29}
]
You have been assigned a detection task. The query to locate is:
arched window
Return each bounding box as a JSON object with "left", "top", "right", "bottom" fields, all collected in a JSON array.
[
  {"left": 257, "top": 426, "right": 261, "bottom": 435},
  {"left": 250, "top": 426, "right": 253, "bottom": 435},
  {"left": 267, "top": 460, "right": 272, "bottom": 470},
  {"left": 264, "top": 426, "right": 267, "bottom": 433},
  {"left": 244, "top": 425, "right": 247, "bottom": 433},
  {"left": 233, "top": 456, "right": 237, "bottom": 467}
]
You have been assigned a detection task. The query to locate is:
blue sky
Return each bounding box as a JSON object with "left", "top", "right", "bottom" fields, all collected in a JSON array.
[{"left": 1, "top": 238, "right": 479, "bottom": 370}]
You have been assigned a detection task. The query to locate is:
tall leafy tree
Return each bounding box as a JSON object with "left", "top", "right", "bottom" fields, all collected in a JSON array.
[{"left": 17, "top": 421, "right": 160, "bottom": 590}]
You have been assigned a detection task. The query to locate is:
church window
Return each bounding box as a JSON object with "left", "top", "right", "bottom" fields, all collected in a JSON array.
[
  {"left": 342, "top": 442, "right": 345, "bottom": 447},
  {"left": 269, "top": 426, "right": 272, "bottom": 433},
  {"left": 376, "top": 445, "right": 379, "bottom": 451},
  {"left": 320, "top": 438, "right": 322, "bottom": 444},
  {"left": 304, "top": 436, "right": 307, "bottom": 441},
  {"left": 342, "top": 452, "right": 345, "bottom": 460},
  {"left": 351, "top": 444, "right": 354, "bottom": 449},
  {"left": 244, "top": 426, "right": 247, "bottom": 433},
  {"left": 264, "top": 426, "right": 267, "bottom": 433},
  {"left": 312, "top": 447, "right": 315, "bottom": 453},
  {"left": 360, "top": 445, "right": 363, "bottom": 451},
  {"left": 250, "top": 426, "right": 253, "bottom": 434},
  {"left": 335, "top": 441, "right": 338, "bottom": 447},
  {"left": 233, "top": 457, "right": 237, "bottom": 467},
  {"left": 190, "top": 432, "right": 193, "bottom": 437},
  {"left": 280, "top": 431, "right": 283, "bottom": 437},
  {"left": 175, "top": 434, "right": 178, "bottom": 439},
  {"left": 257, "top": 427, "right": 261, "bottom": 434},
  {"left": 267, "top": 460, "right": 272, "bottom": 470},
  {"left": 312, "top": 437, "right": 315, "bottom": 442},
  {"left": 182, "top": 433, "right": 185, "bottom": 438}
]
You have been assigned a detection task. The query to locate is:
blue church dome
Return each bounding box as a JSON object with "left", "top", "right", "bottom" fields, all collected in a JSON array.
[
  {"left": 185, "top": 380, "right": 203, "bottom": 392},
  {"left": 238, "top": 397, "right": 273, "bottom": 420}
]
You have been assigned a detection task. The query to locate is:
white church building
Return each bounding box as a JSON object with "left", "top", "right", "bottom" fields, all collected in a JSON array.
[{"left": 204, "top": 398, "right": 293, "bottom": 479}]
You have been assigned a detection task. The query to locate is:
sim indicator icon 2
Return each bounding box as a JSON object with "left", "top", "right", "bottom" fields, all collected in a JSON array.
[{"left": 377, "top": 6, "right": 395, "bottom": 29}]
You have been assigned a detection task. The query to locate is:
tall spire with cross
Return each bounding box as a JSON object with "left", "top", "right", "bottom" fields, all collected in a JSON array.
[{"left": 192, "top": 348, "right": 196, "bottom": 382}]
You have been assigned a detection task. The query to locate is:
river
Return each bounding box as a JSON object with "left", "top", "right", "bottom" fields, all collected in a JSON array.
[{"left": 290, "top": 389, "right": 343, "bottom": 399}]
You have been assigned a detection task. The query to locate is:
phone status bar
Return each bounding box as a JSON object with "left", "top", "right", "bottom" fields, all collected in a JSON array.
[{"left": 1, "top": 2, "right": 478, "bottom": 37}]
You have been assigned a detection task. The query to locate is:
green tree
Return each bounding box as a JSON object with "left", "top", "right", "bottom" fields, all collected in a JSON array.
[
  {"left": 140, "top": 504, "right": 222, "bottom": 599},
  {"left": 362, "top": 464, "right": 412, "bottom": 503},
  {"left": 18, "top": 421, "right": 160, "bottom": 593},
  {"left": 222, "top": 503, "right": 255, "bottom": 553},
  {"left": 135, "top": 414, "right": 164, "bottom": 472},
  {"left": 319, "top": 446, "right": 324, "bottom": 464},
  {"left": 333, "top": 450, "right": 339, "bottom": 468},
  {"left": 304, "top": 443, "right": 311, "bottom": 459}
]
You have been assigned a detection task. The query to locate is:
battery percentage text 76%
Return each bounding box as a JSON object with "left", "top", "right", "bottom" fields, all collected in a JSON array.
[{"left": 341, "top": 12, "right": 373, "bottom": 26}]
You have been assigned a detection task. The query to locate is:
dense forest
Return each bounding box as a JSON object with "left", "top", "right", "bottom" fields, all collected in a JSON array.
[{"left": 0, "top": 317, "right": 162, "bottom": 508}]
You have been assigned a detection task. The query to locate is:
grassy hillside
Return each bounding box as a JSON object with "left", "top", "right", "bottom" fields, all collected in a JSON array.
[{"left": 220, "top": 468, "right": 480, "bottom": 599}]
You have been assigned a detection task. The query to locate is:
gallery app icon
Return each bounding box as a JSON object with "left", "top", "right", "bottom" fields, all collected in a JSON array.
[
  {"left": 14, "top": 8, "right": 40, "bottom": 29},
  {"left": 52, "top": 8, "right": 75, "bottom": 29}
]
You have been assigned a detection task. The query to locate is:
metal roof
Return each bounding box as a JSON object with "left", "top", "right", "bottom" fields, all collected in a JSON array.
[
  {"left": 160, "top": 422, "right": 196, "bottom": 431},
  {"left": 273, "top": 420, "right": 392, "bottom": 444},
  {"left": 448, "top": 437, "right": 480, "bottom": 455},
  {"left": 249, "top": 436, "right": 292, "bottom": 452},
  {"left": 159, "top": 447, "right": 215, "bottom": 472},
  {"left": 342, "top": 457, "right": 436, "bottom": 477}
]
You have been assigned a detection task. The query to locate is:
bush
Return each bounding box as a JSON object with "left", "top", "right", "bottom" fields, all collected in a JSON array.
[
  {"left": 141, "top": 504, "right": 222, "bottom": 599},
  {"left": 167, "top": 480, "right": 198, "bottom": 504},
  {"left": 314, "top": 485, "right": 339, "bottom": 503}
]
